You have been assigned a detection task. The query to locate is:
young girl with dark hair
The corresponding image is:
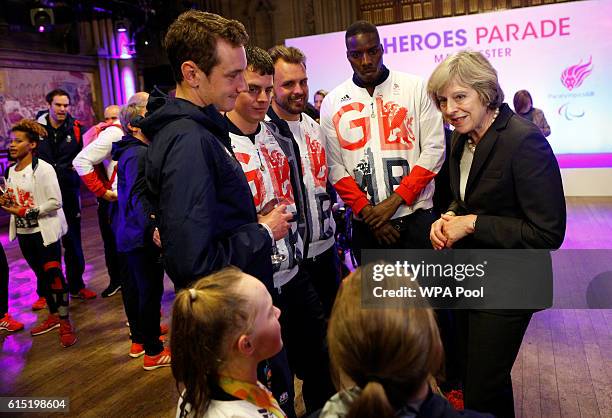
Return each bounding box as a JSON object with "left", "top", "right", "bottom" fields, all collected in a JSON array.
[
  {"left": 171, "top": 266, "right": 286, "bottom": 418},
  {"left": 0, "top": 119, "right": 76, "bottom": 347},
  {"left": 320, "top": 267, "right": 491, "bottom": 418}
]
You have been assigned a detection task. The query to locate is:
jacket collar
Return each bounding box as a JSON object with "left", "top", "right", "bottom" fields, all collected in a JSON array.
[
  {"left": 352, "top": 65, "right": 390, "bottom": 89},
  {"left": 266, "top": 106, "right": 295, "bottom": 140},
  {"left": 451, "top": 103, "right": 513, "bottom": 199}
]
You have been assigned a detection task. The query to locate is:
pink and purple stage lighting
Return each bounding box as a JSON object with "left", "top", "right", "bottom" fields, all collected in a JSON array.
[{"left": 287, "top": 0, "right": 611, "bottom": 169}]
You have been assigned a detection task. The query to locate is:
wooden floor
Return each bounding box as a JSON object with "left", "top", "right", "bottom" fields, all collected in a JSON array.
[{"left": 0, "top": 197, "right": 611, "bottom": 418}]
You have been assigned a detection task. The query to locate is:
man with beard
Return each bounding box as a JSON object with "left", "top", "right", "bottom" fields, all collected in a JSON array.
[
  {"left": 267, "top": 45, "right": 340, "bottom": 319},
  {"left": 319, "top": 21, "right": 445, "bottom": 260}
]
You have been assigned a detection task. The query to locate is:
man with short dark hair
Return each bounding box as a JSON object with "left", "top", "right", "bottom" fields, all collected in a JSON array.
[
  {"left": 267, "top": 45, "right": 340, "bottom": 319},
  {"left": 37, "top": 88, "right": 96, "bottom": 303},
  {"left": 320, "top": 21, "right": 445, "bottom": 260},
  {"left": 141, "top": 11, "right": 291, "bottom": 290},
  {"left": 226, "top": 45, "right": 334, "bottom": 415}
]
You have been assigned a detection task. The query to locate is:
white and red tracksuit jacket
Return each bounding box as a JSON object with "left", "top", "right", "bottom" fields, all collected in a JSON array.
[
  {"left": 320, "top": 70, "right": 445, "bottom": 219},
  {"left": 229, "top": 121, "right": 304, "bottom": 289},
  {"left": 73, "top": 122, "right": 123, "bottom": 197},
  {"left": 282, "top": 113, "right": 336, "bottom": 258}
]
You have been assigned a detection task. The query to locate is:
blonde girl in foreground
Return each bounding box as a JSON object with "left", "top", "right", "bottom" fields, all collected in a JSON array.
[{"left": 171, "top": 266, "right": 286, "bottom": 418}]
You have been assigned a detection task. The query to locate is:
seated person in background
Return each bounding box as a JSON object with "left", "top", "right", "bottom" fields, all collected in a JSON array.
[
  {"left": 320, "top": 267, "right": 492, "bottom": 418},
  {"left": 513, "top": 90, "right": 550, "bottom": 137},
  {"left": 313, "top": 89, "right": 328, "bottom": 112},
  {"left": 172, "top": 267, "right": 286, "bottom": 418}
]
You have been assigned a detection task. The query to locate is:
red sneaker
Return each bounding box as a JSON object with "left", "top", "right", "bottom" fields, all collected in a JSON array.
[
  {"left": 445, "top": 389, "right": 464, "bottom": 410},
  {"left": 129, "top": 343, "right": 145, "bottom": 358},
  {"left": 31, "top": 297, "right": 47, "bottom": 311},
  {"left": 0, "top": 313, "right": 24, "bottom": 332},
  {"left": 143, "top": 347, "right": 171, "bottom": 370},
  {"left": 160, "top": 323, "right": 169, "bottom": 335},
  {"left": 71, "top": 288, "right": 97, "bottom": 299},
  {"left": 31, "top": 314, "right": 60, "bottom": 336},
  {"left": 59, "top": 319, "right": 77, "bottom": 348}
]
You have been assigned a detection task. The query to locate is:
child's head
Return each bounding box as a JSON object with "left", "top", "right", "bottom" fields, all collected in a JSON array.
[
  {"left": 171, "top": 266, "right": 282, "bottom": 416},
  {"left": 328, "top": 267, "right": 443, "bottom": 418},
  {"left": 9, "top": 119, "right": 47, "bottom": 161}
]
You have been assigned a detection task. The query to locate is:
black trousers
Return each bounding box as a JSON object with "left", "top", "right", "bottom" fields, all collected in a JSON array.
[
  {"left": 18, "top": 233, "right": 69, "bottom": 316},
  {"left": 272, "top": 269, "right": 335, "bottom": 415},
  {"left": 59, "top": 186, "right": 85, "bottom": 294},
  {"left": 302, "top": 244, "right": 341, "bottom": 318},
  {"left": 0, "top": 242, "right": 9, "bottom": 316},
  {"left": 351, "top": 208, "right": 435, "bottom": 265},
  {"left": 123, "top": 246, "right": 164, "bottom": 355},
  {"left": 455, "top": 310, "right": 533, "bottom": 418},
  {"left": 97, "top": 199, "right": 122, "bottom": 287}
]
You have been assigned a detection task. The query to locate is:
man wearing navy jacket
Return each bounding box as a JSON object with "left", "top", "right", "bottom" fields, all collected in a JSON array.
[
  {"left": 37, "top": 89, "right": 96, "bottom": 301},
  {"left": 141, "top": 11, "right": 291, "bottom": 291}
]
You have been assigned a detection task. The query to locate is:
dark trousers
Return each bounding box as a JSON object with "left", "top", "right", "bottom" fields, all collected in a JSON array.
[
  {"left": 455, "top": 310, "right": 533, "bottom": 418},
  {"left": 351, "top": 208, "right": 435, "bottom": 265},
  {"left": 436, "top": 309, "right": 462, "bottom": 391},
  {"left": 0, "top": 243, "right": 8, "bottom": 316},
  {"left": 18, "top": 233, "right": 69, "bottom": 317},
  {"left": 273, "top": 269, "right": 335, "bottom": 415},
  {"left": 97, "top": 199, "right": 121, "bottom": 287},
  {"left": 302, "top": 244, "right": 341, "bottom": 318},
  {"left": 123, "top": 246, "right": 164, "bottom": 355},
  {"left": 59, "top": 187, "right": 85, "bottom": 294}
]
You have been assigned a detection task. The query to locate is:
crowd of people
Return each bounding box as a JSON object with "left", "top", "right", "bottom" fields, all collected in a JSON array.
[{"left": 0, "top": 9, "right": 566, "bottom": 418}]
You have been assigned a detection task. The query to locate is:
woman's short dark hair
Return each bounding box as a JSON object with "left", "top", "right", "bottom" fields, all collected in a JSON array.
[{"left": 513, "top": 90, "right": 533, "bottom": 115}]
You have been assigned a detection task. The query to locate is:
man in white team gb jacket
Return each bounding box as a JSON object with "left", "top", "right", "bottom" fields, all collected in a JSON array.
[
  {"left": 267, "top": 45, "right": 340, "bottom": 318},
  {"left": 320, "top": 21, "right": 444, "bottom": 263}
]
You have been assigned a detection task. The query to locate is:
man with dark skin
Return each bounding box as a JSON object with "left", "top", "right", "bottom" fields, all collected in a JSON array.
[{"left": 320, "top": 21, "right": 444, "bottom": 259}]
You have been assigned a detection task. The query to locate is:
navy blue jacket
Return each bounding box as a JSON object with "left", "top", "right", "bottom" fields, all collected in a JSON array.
[
  {"left": 36, "top": 112, "right": 83, "bottom": 191},
  {"left": 111, "top": 135, "right": 155, "bottom": 253},
  {"left": 141, "top": 97, "right": 273, "bottom": 290}
]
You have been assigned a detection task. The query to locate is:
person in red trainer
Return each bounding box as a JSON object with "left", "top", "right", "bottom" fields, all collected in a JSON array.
[
  {"left": 1, "top": 119, "right": 77, "bottom": 347},
  {"left": 0, "top": 241, "right": 24, "bottom": 333}
]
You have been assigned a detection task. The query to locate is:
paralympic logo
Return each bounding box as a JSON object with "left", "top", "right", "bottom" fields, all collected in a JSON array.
[
  {"left": 558, "top": 102, "right": 585, "bottom": 121},
  {"left": 561, "top": 56, "right": 592, "bottom": 91}
]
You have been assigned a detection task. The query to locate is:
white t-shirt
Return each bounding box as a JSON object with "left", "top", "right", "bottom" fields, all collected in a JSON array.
[
  {"left": 7, "top": 164, "right": 40, "bottom": 234},
  {"left": 177, "top": 398, "right": 278, "bottom": 418}
]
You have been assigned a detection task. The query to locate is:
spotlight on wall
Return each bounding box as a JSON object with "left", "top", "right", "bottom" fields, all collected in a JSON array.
[
  {"left": 115, "top": 19, "right": 128, "bottom": 33},
  {"left": 30, "top": 8, "right": 55, "bottom": 33}
]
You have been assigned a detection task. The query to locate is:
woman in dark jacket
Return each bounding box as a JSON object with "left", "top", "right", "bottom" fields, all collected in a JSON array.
[{"left": 427, "top": 51, "right": 566, "bottom": 418}]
